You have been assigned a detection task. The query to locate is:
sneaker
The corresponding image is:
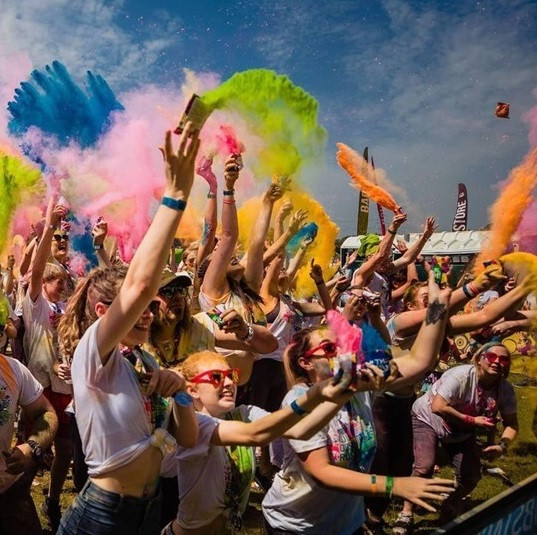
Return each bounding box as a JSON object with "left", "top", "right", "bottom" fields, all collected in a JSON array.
[
  {"left": 42, "top": 497, "right": 62, "bottom": 533},
  {"left": 392, "top": 512, "right": 414, "bottom": 535}
]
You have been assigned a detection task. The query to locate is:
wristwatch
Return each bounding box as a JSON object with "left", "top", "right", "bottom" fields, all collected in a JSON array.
[{"left": 27, "top": 440, "right": 43, "bottom": 462}]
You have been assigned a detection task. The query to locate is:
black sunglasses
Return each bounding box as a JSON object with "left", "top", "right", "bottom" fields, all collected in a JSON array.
[
  {"left": 158, "top": 285, "right": 188, "bottom": 300},
  {"left": 53, "top": 234, "right": 69, "bottom": 242}
]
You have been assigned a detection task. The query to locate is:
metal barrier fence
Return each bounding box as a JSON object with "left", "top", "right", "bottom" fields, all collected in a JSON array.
[{"left": 434, "top": 472, "right": 537, "bottom": 534}]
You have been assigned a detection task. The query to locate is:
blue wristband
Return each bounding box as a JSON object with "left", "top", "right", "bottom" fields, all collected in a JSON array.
[
  {"left": 162, "top": 197, "right": 187, "bottom": 211},
  {"left": 173, "top": 391, "right": 193, "bottom": 406},
  {"left": 290, "top": 399, "right": 307, "bottom": 415},
  {"left": 462, "top": 284, "right": 473, "bottom": 299}
]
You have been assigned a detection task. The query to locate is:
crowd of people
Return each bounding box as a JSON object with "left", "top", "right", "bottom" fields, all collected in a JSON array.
[{"left": 0, "top": 122, "right": 535, "bottom": 535}]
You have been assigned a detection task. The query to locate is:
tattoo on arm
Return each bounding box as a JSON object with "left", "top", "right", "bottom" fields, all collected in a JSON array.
[
  {"left": 425, "top": 299, "right": 447, "bottom": 325},
  {"left": 201, "top": 220, "right": 212, "bottom": 246}
]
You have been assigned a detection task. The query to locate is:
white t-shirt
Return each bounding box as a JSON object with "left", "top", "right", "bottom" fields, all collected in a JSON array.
[
  {"left": 71, "top": 319, "right": 169, "bottom": 476},
  {"left": 22, "top": 292, "right": 70, "bottom": 394},
  {"left": 175, "top": 405, "right": 268, "bottom": 530},
  {"left": 259, "top": 297, "right": 301, "bottom": 363},
  {"left": 412, "top": 364, "right": 517, "bottom": 443},
  {"left": 0, "top": 355, "right": 42, "bottom": 493},
  {"left": 263, "top": 385, "right": 376, "bottom": 534}
]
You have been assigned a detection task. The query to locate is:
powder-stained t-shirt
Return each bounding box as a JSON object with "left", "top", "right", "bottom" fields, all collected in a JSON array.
[
  {"left": 412, "top": 364, "right": 517, "bottom": 442},
  {"left": 0, "top": 355, "right": 42, "bottom": 493},
  {"left": 263, "top": 385, "right": 376, "bottom": 534}
]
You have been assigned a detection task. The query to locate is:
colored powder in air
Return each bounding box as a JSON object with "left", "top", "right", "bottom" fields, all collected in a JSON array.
[
  {"left": 8, "top": 61, "right": 123, "bottom": 149},
  {"left": 201, "top": 69, "right": 326, "bottom": 178},
  {"left": 499, "top": 252, "right": 537, "bottom": 333},
  {"left": 475, "top": 147, "right": 537, "bottom": 269},
  {"left": 336, "top": 142, "right": 400, "bottom": 212},
  {"left": 516, "top": 201, "right": 537, "bottom": 254},
  {"left": 0, "top": 151, "right": 44, "bottom": 254},
  {"left": 287, "top": 222, "right": 318, "bottom": 254},
  {"left": 215, "top": 125, "right": 245, "bottom": 155},
  {"left": 238, "top": 188, "right": 338, "bottom": 297}
]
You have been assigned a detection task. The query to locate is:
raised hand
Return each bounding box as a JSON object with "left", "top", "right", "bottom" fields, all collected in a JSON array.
[
  {"left": 473, "top": 262, "right": 506, "bottom": 292},
  {"left": 288, "top": 210, "right": 308, "bottom": 235},
  {"left": 423, "top": 217, "right": 438, "bottom": 239},
  {"left": 264, "top": 183, "right": 284, "bottom": 203},
  {"left": 160, "top": 122, "right": 200, "bottom": 201},
  {"left": 45, "top": 197, "right": 68, "bottom": 230},
  {"left": 223, "top": 154, "right": 242, "bottom": 190},
  {"left": 391, "top": 212, "right": 408, "bottom": 231},
  {"left": 277, "top": 199, "right": 293, "bottom": 221},
  {"left": 196, "top": 155, "right": 217, "bottom": 193},
  {"left": 309, "top": 259, "right": 324, "bottom": 285},
  {"left": 92, "top": 217, "right": 108, "bottom": 247}
]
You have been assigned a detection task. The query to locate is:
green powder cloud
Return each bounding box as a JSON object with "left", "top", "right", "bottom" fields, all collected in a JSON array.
[
  {"left": 0, "top": 152, "right": 43, "bottom": 253},
  {"left": 201, "top": 69, "right": 326, "bottom": 178}
]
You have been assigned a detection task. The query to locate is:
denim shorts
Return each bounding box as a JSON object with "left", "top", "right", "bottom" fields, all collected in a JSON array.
[{"left": 58, "top": 479, "right": 162, "bottom": 535}]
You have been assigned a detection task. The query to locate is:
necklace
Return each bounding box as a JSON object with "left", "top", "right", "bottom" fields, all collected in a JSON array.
[{"left": 155, "top": 337, "right": 176, "bottom": 351}]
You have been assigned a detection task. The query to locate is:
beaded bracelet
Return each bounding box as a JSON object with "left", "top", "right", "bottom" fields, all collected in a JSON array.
[{"left": 223, "top": 199, "right": 236, "bottom": 205}]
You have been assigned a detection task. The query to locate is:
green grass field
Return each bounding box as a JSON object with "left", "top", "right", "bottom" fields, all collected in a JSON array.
[{"left": 32, "top": 358, "right": 537, "bottom": 534}]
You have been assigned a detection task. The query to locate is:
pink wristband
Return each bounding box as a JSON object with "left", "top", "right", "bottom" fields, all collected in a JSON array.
[{"left": 464, "top": 414, "right": 475, "bottom": 425}]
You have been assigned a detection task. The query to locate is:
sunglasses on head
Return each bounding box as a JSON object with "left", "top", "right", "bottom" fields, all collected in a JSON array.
[
  {"left": 159, "top": 285, "right": 188, "bottom": 300},
  {"left": 482, "top": 351, "right": 510, "bottom": 367},
  {"left": 190, "top": 368, "right": 240, "bottom": 387},
  {"left": 53, "top": 234, "right": 69, "bottom": 242},
  {"left": 304, "top": 341, "right": 338, "bottom": 359}
]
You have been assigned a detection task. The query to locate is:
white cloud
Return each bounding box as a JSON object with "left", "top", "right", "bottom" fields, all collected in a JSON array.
[{"left": 0, "top": 0, "right": 183, "bottom": 88}]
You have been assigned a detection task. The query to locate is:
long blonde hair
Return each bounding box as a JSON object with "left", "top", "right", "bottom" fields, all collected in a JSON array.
[{"left": 58, "top": 264, "right": 127, "bottom": 362}]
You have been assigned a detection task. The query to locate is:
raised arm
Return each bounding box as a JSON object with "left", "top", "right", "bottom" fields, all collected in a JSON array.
[
  {"left": 92, "top": 217, "right": 112, "bottom": 269},
  {"left": 244, "top": 183, "right": 283, "bottom": 292},
  {"left": 352, "top": 213, "right": 407, "bottom": 287},
  {"left": 386, "top": 273, "right": 451, "bottom": 391},
  {"left": 96, "top": 126, "right": 199, "bottom": 363},
  {"left": 196, "top": 156, "right": 218, "bottom": 268},
  {"left": 19, "top": 236, "right": 37, "bottom": 278},
  {"left": 264, "top": 209, "right": 307, "bottom": 267},
  {"left": 3, "top": 255, "right": 15, "bottom": 295},
  {"left": 308, "top": 259, "right": 333, "bottom": 312},
  {"left": 29, "top": 199, "right": 68, "bottom": 302},
  {"left": 210, "top": 377, "right": 351, "bottom": 446},
  {"left": 391, "top": 263, "right": 507, "bottom": 339},
  {"left": 448, "top": 281, "right": 531, "bottom": 335},
  {"left": 200, "top": 155, "right": 241, "bottom": 301},
  {"left": 273, "top": 199, "right": 293, "bottom": 241},
  {"left": 386, "top": 217, "right": 436, "bottom": 273}
]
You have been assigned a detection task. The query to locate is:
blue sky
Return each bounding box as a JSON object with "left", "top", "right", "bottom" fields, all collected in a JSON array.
[{"left": 1, "top": 0, "right": 536, "bottom": 236}]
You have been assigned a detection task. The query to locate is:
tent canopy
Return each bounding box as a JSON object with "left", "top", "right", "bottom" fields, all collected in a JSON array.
[{"left": 340, "top": 230, "right": 490, "bottom": 256}]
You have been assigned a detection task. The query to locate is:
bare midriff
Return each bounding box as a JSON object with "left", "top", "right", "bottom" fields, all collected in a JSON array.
[{"left": 91, "top": 445, "right": 162, "bottom": 498}]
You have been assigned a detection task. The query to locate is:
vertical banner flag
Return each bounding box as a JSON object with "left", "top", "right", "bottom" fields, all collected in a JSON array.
[
  {"left": 356, "top": 147, "right": 370, "bottom": 235},
  {"left": 371, "top": 156, "right": 387, "bottom": 235},
  {"left": 452, "top": 183, "right": 468, "bottom": 231}
]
